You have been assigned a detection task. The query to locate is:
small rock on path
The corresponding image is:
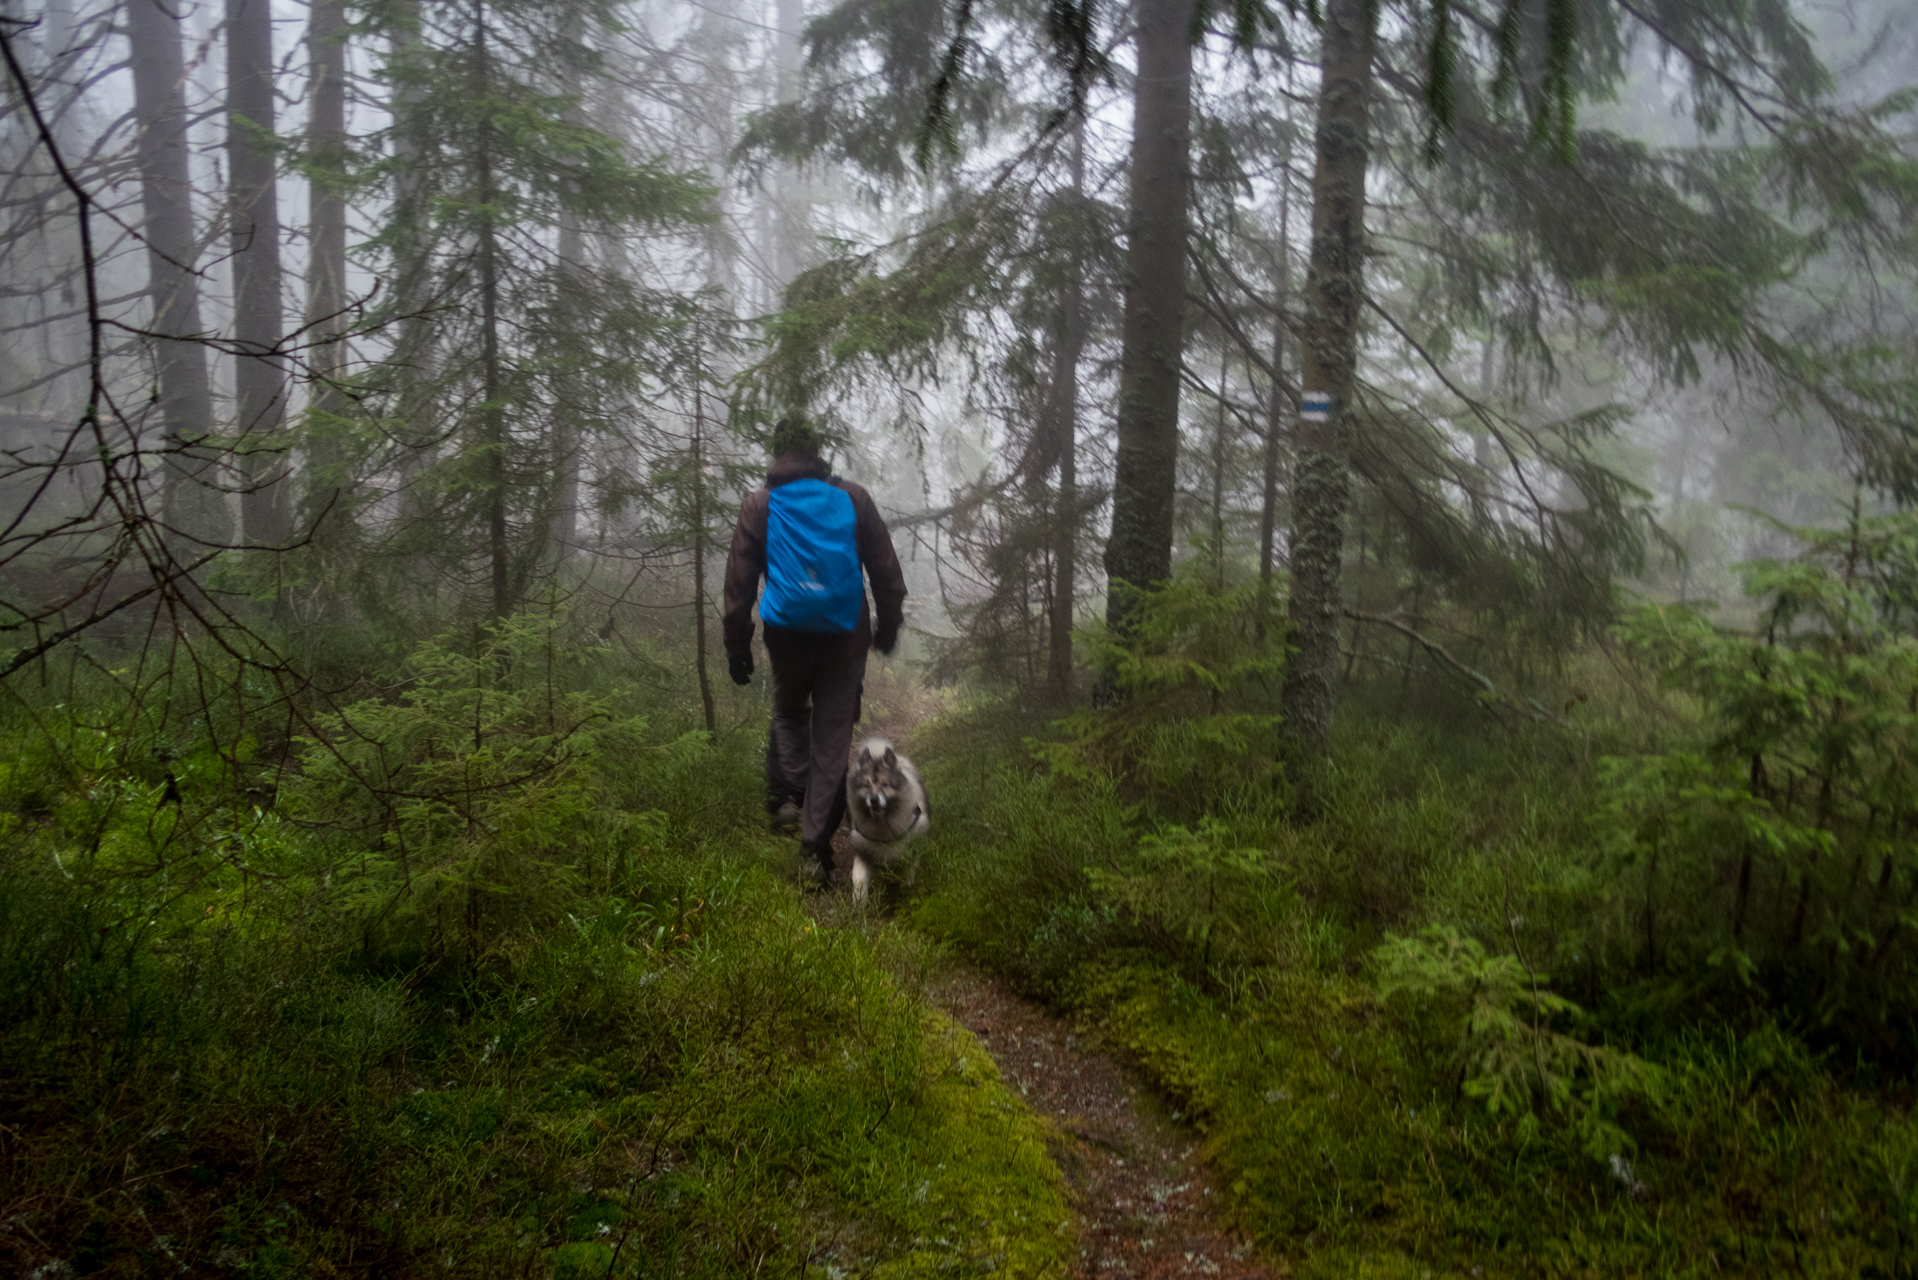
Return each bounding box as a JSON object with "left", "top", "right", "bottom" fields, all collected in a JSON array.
[{"left": 933, "top": 969, "right": 1283, "bottom": 1280}]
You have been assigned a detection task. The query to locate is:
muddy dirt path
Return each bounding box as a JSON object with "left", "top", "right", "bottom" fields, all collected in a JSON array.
[
  {"left": 810, "top": 846, "right": 1283, "bottom": 1278},
  {"left": 838, "top": 685, "right": 1280, "bottom": 1276},
  {"left": 933, "top": 970, "right": 1281, "bottom": 1280}
]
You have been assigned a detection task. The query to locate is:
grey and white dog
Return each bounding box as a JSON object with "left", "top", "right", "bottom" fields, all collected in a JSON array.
[{"left": 845, "top": 737, "right": 930, "bottom": 902}]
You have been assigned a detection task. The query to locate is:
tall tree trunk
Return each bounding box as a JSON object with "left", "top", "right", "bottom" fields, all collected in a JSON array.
[
  {"left": 35, "top": 0, "right": 92, "bottom": 415},
  {"left": 1102, "top": 0, "right": 1195, "bottom": 639},
  {"left": 1255, "top": 167, "right": 1292, "bottom": 643},
  {"left": 549, "top": 18, "right": 585, "bottom": 566},
  {"left": 692, "top": 369, "right": 717, "bottom": 735},
  {"left": 1473, "top": 335, "right": 1496, "bottom": 472},
  {"left": 304, "top": 0, "right": 349, "bottom": 538},
  {"left": 389, "top": 2, "right": 437, "bottom": 532},
  {"left": 699, "top": 0, "right": 740, "bottom": 300},
  {"left": 226, "top": 0, "right": 290, "bottom": 546},
  {"left": 475, "top": 0, "right": 510, "bottom": 620},
  {"left": 40, "top": 0, "right": 87, "bottom": 151},
  {"left": 768, "top": 0, "right": 806, "bottom": 294},
  {"left": 127, "top": 0, "right": 229, "bottom": 553},
  {"left": 550, "top": 205, "right": 583, "bottom": 565},
  {"left": 1047, "top": 117, "right": 1086, "bottom": 702},
  {"left": 1210, "top": 353, "right": 1228, "bottom": 591},
  {"left": 1280, "top": 0, "right": 1375, "bottom": 755}
]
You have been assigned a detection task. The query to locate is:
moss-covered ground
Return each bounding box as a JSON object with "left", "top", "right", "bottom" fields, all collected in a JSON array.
[
  {"left": 11, "top": 612, "right": 1917, "bottom": 1279},
  {"left": 0, "top": 635, "right": 1069, "bottom": 1278},
  {"left": 906, "top": 698, "right": 1918, "bottom": 1280}
]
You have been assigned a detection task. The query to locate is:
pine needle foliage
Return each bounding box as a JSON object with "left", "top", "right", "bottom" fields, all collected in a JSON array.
[
  {"left": 1601, "top": 506, "right": 1918, "bottom": 1061},
  {"left": 349, "top": 0, "right": 715, "bottom": 618},
  {"left": 1375, "top": 923, "right": 1663, "bottom": 1158},
  {"left": 0, "top": 617, "right": 1071, "bottom": 1276},
  {"left": 908, "top": 684, "right": 1918, "bottom": 1277},
  {"left": 284, "top": 613, "right": 651, "bottom": 966},
  {"left": 1034, "top": 565, "right": 1287, "bottom": 817}
]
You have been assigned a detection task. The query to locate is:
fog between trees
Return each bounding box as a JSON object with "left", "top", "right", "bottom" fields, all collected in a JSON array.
[
  {"left": 2, "top": 0, "right": 1912, "bottom": 729},
  {"left": 4, "top": 2, "right": 1918, "bottom": 1275}
]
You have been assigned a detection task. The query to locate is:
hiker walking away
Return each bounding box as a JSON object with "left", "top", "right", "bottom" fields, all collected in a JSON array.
[{"left": 723, "top": 418, "right": 907, "bottom": 884}]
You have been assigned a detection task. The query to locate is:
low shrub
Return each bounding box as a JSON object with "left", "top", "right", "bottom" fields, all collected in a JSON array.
[{"left": 0, "top": 619, "right": 1070, "bottom": 1278}]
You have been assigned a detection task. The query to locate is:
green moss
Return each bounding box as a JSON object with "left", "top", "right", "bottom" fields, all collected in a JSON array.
[
  {"left": 1052, "top": 957, "right": 1918, "bottom": 1278},
  {"left": 908, "top": 699, "right": 1918, "bottom": 1280},
  {"left": 0, "top": 649, "right": 1069, "bottom": 1278},
  {"left": 859, "top": 1013, "right": 1070, "bottom": 1279}
]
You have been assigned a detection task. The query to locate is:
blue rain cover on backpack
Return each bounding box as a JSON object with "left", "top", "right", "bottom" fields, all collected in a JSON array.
[{"left": 762, "top": 478, "right": 864, "bottom": 632}]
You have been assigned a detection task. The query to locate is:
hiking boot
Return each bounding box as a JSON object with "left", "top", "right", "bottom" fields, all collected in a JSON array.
[
  {"left": 798, "top": 843, "right": 835, "bottom": 891},
  {"left": 771, "top": 798, "right": 802, "bottom": 834}
]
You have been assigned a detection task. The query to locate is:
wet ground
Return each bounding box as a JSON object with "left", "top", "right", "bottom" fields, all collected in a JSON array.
[
  {"left": 933, "top": 969, "right": 1282, "bottom": 1280},
  {"left": 818, "top": 694, "right": 1281, "bottom": 1277}
]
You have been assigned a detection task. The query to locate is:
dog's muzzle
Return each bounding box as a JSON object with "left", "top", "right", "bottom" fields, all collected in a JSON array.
[{"left": 863, "top": 792, "right": 888, "bottom": 817}]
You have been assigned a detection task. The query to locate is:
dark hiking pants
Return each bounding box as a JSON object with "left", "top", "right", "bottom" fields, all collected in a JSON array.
[{"left": 766, "top": 647, "right": 866, "bottom": 851}]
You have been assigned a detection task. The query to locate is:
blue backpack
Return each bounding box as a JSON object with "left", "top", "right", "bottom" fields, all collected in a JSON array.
[{"left": 762, "top": 478, "right": 864, "bottom": 632}]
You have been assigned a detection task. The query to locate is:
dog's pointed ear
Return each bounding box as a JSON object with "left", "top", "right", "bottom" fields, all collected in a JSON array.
[{"left": 882, "top": 746, "right": 897, "bottom": 767}]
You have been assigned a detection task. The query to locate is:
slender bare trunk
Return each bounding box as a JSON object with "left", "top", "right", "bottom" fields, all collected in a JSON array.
[
  {"left": 1280, "top": 0, "right": 1375, "bottom": 755},
  {"left": 475, "top": 0, "right": 510, "bottom": 620},
  {"left": 1255, "top": 169, "right": 1292, "bottom": 642},
  {"left": 769, "top": 0, "right": 805, "bottom": 291},
  {"left": 304, "top": 0, "right": 349, "bottom": 537},
  {"left": 692, "top": 372, "right": 717, "bottom": 735},
  {"left": 227, "top": 0, "right": 290, "bottom": 546},
  {"left": 127, "top": 0, "right": 229, "bottom": 553},
  {"left": 549, "top": 15, "right": 585, "bottom": 565},
  {"left": 389, "top": 3, "right": 437, "bottom": 528},
  {"left": 1102, "top": 0, "right": 1195, "bottom": 639},
  {"left": 1474, "top": 335, "right": 1497, "bottom": 471},
  {"left": 34, "top": 0, "right": 92, "bottom": 410},
  {"left": 1047, "top": 118, "right": 1086, "bottom": 701},
  {"left": 550, "top": 207, "right": 583, "bottom": 565},
  {"left": 1210, "top": 354, "right": 1228, "bottom": 591}
]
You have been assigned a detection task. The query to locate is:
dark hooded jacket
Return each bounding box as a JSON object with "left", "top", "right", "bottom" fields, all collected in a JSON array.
[{"left": 722, "top": 453, "right": 907, "bottom": 663}]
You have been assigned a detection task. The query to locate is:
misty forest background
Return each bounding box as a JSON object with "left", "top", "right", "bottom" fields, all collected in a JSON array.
[{"left": 3, "top": 0, "right": 1918, "bottom": 1275}]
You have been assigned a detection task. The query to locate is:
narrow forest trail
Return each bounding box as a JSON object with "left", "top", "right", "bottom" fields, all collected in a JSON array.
[
  {"left": 816, "top": 678, "right": 1284, "bottom": 1278},
  {"left": 933, "top": 969, "right": 1282, "bottom": 1280}
]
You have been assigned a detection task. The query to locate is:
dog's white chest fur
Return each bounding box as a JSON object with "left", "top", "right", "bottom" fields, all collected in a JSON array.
[{"left": 845, "top": 737, "right": 930, "bottom": 902}]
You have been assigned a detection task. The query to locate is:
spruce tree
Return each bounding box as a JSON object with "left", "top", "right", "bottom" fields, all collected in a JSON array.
[{"left": 361, "top": 0, "right": 713, "bottom": 619}]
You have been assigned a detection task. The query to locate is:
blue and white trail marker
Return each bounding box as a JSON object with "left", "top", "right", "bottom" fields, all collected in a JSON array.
[{"left": 1300, "top": 391, "right": 1332, "bottom": 423}]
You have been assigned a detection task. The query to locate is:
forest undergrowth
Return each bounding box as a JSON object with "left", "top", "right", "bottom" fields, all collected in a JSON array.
[
  {"left": 0, "top": 607, "right": 1067, "bottom": 1279},
  {"left": 907, "top": 531, "right": 1918, "bottom": 1279},
  {"left": 6, "top": 512, "right": 1918, "bottom": 1279}
]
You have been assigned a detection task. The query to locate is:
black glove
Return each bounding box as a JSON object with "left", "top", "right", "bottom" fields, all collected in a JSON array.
[
  {"left": 873, "top": 621, "right": 899, "bottom": 656},
  {"left": 728, "top": 652, "right": 754, "bottom": 686}
]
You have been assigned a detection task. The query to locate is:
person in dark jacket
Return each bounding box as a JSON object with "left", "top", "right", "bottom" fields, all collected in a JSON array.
[{"left": 723, "top": 418, "right": 907, "bottom": 882}]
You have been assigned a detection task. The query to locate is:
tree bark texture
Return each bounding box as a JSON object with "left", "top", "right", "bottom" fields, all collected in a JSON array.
[
  {"left": 33, "top": 0, "right": 93, "bottom": 404},
  {"left": 475, "top": 1, "right": 511, "bottom": 620},
  {"left": 1280, "top": 0, "right": 1375, "bottom": 755},
  {"left": 1209, "top": 354, "right": 1228, "bottom": 590},
  {"left": 550, "top": 204, "right": 583, "bottom": 564},
  {"left": 550, "top": 15, "right": 585, "bottom": 564},
  {"left": 1256, "top": 168, "right": 1292, "bottom": 641},
  {"left": 304, "top": 0, "right": 349, "bottom": 533},
  {"left": 692, "top": 377, "right": 717, "bottom": 735},
  {"left": 1102, "top": 0, "right": 1195, "bottom": 636},
  {"left": 1047, "top": 118, "right": 1087, "bottom": 701},
  {"left": 127, "top": 0, "right": 229, "bottom": 551},
  {"left": 226, "top": 0, "right": 291, "bottom": 545},
  {"left": 769, "top": 0, "right": 805, "bottom": 292},
  {"left": 389, "top": 3, "right": 438, "bottom": 529}
]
